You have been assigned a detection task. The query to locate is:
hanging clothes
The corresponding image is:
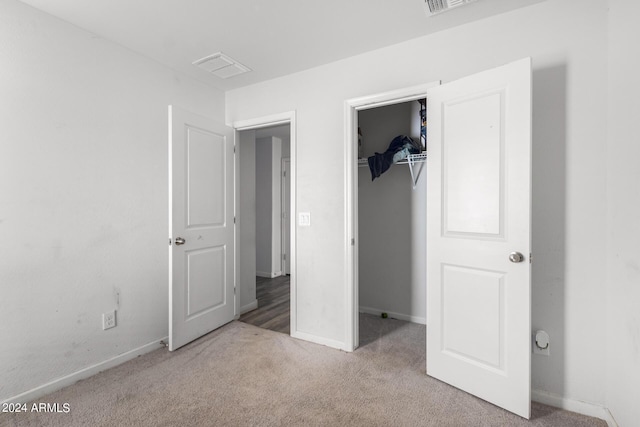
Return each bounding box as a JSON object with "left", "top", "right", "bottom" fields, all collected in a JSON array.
[{"left": 368, "top": 135, "right": 421, "bottom": 181}]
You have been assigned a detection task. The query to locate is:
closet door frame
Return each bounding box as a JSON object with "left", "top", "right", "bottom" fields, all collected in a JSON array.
[{"left": 343, "top": 82, "right": 439, "bottom": 352}]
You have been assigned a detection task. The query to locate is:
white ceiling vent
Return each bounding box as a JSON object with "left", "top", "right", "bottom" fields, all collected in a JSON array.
[
  {"left": 423, "top": 0, "right": 478, "bottom": 16},
  {"left": 193, "top": 52, "right": 251, "bottom": 79}
]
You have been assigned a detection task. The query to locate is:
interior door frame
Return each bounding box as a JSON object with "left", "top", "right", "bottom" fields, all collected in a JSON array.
[
  {"left": 281, "top": 157, "right": 291, "bottom": 276},
  {"left": 344, "top": 83, "right": 439, "bottom": 352},
  {"left": 233, "top": 111, "right": 297, "bottom": 335}
]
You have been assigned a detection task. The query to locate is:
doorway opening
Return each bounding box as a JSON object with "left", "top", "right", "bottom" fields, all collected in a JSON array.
[
  {"left": 357, "top": 100, "right": 427, "bottom": 339},
  {"left": 234, "top": 113, "right": 296, "bottom": 336},
  {"left": 345, "top": 83, "right": 437, "bottom": 351}
]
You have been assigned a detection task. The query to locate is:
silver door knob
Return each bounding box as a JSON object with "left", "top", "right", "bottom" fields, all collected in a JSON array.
[
  {"left": 509, "top": 252, "right": 525, "bottom": 263},
  {"left": 175, "top": 237, "right": 186, "bottom": 246}
]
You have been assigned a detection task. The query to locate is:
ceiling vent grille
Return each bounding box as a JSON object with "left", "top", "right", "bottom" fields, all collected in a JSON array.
[
  {"left": 424, "top": 0, "right": 478, "bottom": 16},
  {"left": 193, "top": 52, "right": 251, "bottom": 79}
]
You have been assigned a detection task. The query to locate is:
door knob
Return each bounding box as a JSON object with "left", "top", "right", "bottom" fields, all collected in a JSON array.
[
  {"left": 175, "top": 237, "right": 186, "bottom": 246},
  {"left": 509, "top": 252, "right": 525, "bottom": 263}
]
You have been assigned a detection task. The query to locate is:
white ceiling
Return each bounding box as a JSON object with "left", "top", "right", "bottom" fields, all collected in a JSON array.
[{"left": 18, "top": 0, "right": 542, "bottom": 91}]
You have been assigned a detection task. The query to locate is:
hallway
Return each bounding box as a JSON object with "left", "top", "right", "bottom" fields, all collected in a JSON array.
[{"left": 239, "top": 275, "right": 290, "bottom": 334}]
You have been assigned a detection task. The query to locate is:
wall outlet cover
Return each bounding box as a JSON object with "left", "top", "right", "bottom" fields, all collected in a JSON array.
[
  {"left": 103, "top": 310, "right": 116, "bottom": 330},
  {"left": 299, "top": 212, "right": 311, "bottom": 227},
  {"left": 533, "top": 330, "right": 550, "bottom": 356}
]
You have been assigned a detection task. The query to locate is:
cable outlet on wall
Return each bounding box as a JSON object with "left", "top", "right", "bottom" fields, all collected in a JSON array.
[
  {"left": 102, "top": 310, "right": 116, "bottom": 330},
  {"left": 533, "top": 330, "right": 550, "bottom": 356}
]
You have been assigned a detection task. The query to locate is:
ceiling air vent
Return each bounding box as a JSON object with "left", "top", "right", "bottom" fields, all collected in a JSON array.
[
  {"left": 193, "top": 52, "right": 251, "bottom": 79},
  {"left": 424, "top": 0, "right": 478, "bottom": 16}
]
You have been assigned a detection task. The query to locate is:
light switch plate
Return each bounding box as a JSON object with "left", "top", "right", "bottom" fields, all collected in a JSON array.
[{"left": 299, "top": 212, "right": 311, "bottom": 227}]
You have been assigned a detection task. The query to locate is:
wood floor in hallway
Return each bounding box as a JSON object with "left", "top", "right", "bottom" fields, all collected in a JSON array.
[{"left": 239, "top": 275, "right": 290, "bottom": 334}]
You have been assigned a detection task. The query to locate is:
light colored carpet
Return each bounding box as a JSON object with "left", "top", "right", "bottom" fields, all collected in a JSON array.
[{"left": 1, "top": 315, "right": 606, "bottom": 426}]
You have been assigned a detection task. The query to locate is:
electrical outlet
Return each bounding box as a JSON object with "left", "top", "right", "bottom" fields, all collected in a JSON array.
[{"left": 102, "top": 310, "right": 116, "bottom": 330}]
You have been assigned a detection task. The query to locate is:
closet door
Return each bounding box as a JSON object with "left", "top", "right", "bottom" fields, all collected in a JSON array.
[{"left": 426, "top": 58, "right": 531, "bottom": 418}]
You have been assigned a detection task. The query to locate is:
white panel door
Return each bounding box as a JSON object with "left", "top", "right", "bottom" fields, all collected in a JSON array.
[
  {"left": 169, "top": 106, "right": 235, "bottom": 351},
  {"left": 426, "top": 58, "right": 532, "bottom": 418}
]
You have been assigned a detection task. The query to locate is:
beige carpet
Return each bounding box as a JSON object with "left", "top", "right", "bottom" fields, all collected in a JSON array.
[{"left": 1, "top": 315, "right": 606, "bottom": 426}]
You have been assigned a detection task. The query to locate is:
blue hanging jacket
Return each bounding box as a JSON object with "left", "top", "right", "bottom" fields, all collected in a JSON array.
[{"left": 367, "top": 135, "right": 421, "bottom": 181}]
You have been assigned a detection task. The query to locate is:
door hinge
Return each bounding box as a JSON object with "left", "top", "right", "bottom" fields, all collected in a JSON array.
[
  {"left": 169, "top": 238, "right": 172, "bottom": 246},
  {"left": 351, "top": 238, "right": 355, "bottom": 246},
  {"left": 530, "top": 253, "right": 533, "bottom": 264},
  {"left": 283, "top": 171, "right": 287, "bottom": 178},
  {"left": 234, "top": 145, "right": 236, "bottom": 154},
  {"left": 234, "top": 217, "right": 236, "bottom": 224},
  {"left": 234, "top": 286, "right": 236, "bottom": 295}
]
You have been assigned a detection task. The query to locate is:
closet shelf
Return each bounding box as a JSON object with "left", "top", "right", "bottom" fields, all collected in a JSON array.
[{"left": 358, "top": 153, "right": 427, "bottom": 189}]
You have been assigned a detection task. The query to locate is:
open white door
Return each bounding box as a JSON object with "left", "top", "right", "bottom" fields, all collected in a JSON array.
[
  {"left": 426, "top": 58, "right": 532, "bottom": 418},
  {"left": 169, "top": 106, "right": 235, "bottom": 351}
]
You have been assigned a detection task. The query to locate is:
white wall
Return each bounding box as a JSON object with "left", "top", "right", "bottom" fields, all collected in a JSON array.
[
  {"left": 605, "top": 1, "right": 640, "bottom": 425},
  {"left": 238, "top": 130, "right": 257, "bottom": 313},
  {"left": 358, "top": 102, "right": 426, "bottom": 323},
  {"left": 227, "top": 0, "right": 609, "bottom": 410},
  {"left": 0, "top": 0, "right": 225, "bottom": 402},
  {"left": 255, "top": 137, "right": 282, "bottom": 277}
]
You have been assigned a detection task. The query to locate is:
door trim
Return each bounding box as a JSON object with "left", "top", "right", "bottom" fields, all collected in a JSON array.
[
  {"left": 281, "top": 157, "right": 291, "bottom": 276},
  {"left": 233, "top": 111, "right": 297, "bottom": 337},
  {"left": 344, "top": 83, "right": 439, "bottom": 352}
]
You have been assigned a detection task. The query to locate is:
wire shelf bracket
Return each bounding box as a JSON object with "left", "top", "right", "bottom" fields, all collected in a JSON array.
[{"left": 405, "top": 153, "right": 427, "bottom": 189}]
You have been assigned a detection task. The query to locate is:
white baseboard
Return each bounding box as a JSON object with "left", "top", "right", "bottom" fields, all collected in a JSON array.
[
  {"left": 2, "top": 337, "right": 168, "bottom": 405},
  {"left": 291, "top": 330, "right": 347, "bottom": 351},
  {"left": 240, "top": 299, "right": 258, "bottom": 314},
  {"left": 256, "top": 271, "right": 282, "bottom": 278},
  {"left": 532, "top": 389, "right": 617, "bottom": 426},
  {"left": 359, "top": 306, "right": 426, "bottom": 325}
]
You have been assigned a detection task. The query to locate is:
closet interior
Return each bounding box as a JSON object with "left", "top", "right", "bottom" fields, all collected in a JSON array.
[{"left": 357, "top": 99, "right": 427, "bottom": 329}]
